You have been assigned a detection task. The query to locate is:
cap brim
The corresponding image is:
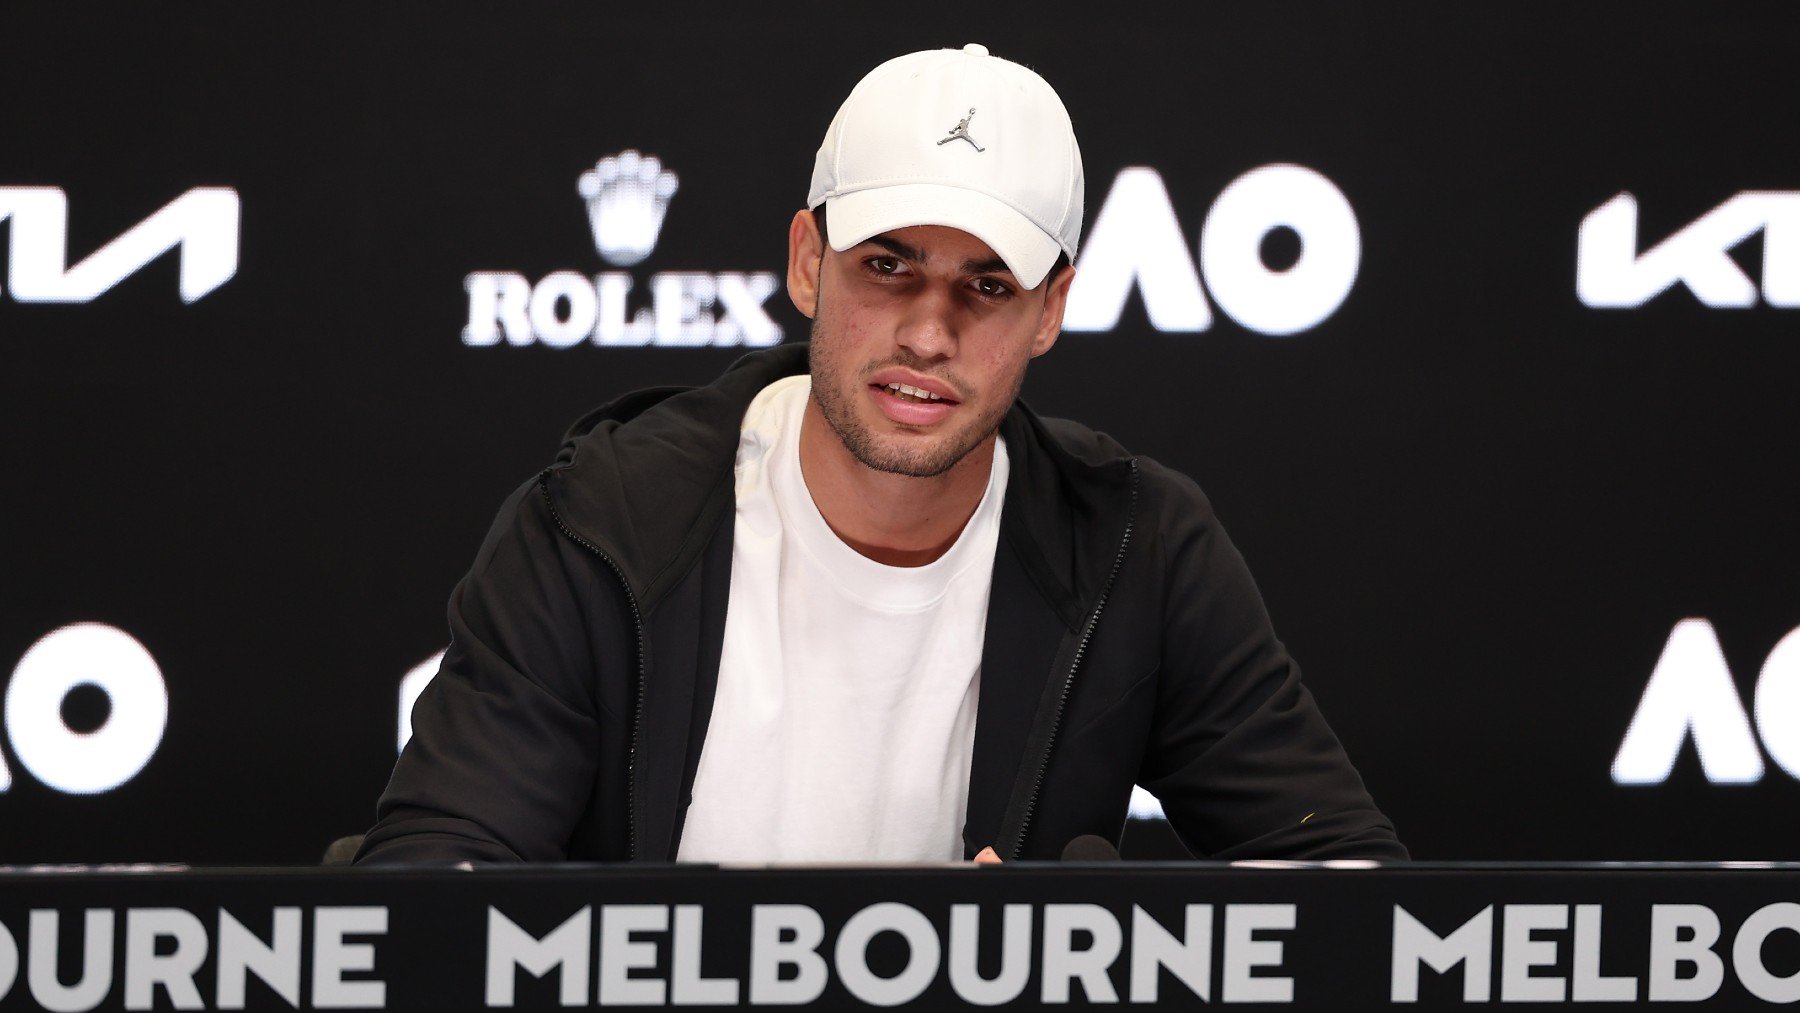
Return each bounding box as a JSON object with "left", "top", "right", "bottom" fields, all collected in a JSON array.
[{"left": 825, "top": 183, "right": 1063, "bottom": 290}]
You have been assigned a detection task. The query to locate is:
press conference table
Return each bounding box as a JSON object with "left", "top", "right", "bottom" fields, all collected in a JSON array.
[{"left": 1, "top": 861, "right": 1794, "bottom": 1010}]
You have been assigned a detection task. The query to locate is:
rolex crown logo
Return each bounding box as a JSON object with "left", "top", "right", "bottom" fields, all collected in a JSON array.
[{"left": 577, "top": 150, "right": 679, "bottom": 267}]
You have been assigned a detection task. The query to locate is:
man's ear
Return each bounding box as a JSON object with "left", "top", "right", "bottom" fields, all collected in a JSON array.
[
  {"left": 1030, "top": 263, "right": 1076, "bottom": 358},
  {"left": 787, "top": 209, "right": 823, "bottom": 319}
]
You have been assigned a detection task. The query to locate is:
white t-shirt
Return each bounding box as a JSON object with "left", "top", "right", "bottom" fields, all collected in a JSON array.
[{"left": 676, "top": 375, "right": 1009, "bottom": 863}]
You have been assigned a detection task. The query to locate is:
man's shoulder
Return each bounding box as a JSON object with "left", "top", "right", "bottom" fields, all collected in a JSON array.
[
  {"left": 554, "top": 344, "right": 810, "bottom": 469},
  {"left": 1021, "top": 409, "right": 1219, "bottom": 527}
]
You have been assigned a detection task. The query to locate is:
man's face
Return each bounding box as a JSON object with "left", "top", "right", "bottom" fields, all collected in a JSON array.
[{"left": 787, "top": 212, "right": 1074, "bottom": 479}]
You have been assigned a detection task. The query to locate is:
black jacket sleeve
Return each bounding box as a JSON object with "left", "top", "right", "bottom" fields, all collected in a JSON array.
[
  {"left": 1136, "top": 464, "right": 1407, "bottom": 861},
  {"left": 356, "top": 477, "right": 612, "bottom": 863}
]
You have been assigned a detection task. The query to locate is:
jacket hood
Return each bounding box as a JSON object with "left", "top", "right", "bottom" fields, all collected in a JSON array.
[{"left": 543, "top": 342, "right": 1136, "bottom": 621}]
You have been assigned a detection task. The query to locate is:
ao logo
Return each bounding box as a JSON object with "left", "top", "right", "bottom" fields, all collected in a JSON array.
[
  {"left": 463, "top": 151, "right": 783, "bottom": 349},
  {"left": 1, "top": 624, "right": 168, "bottom": 795},
  {"left": 0, "top": 187, "right": 239, "bottom": 304},
  {"left": 1578, "top": 191, "right": 1800, "bottom": 308},
  {"left": 1612, "top": 619, "right": 1800, "bottom": 785},
  {"left": 1064, "top": 164, "right": 1361, "bottom": 337}
]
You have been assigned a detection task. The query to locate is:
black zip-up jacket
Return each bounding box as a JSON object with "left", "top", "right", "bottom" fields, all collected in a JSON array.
[{"left": 359, "top": 343, "right": 1405, "bottom": 863}]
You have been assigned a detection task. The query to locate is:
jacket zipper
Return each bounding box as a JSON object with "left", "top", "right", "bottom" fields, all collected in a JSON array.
[
  {"left": 1010, "top": 459, "right": 1140, "bottom": 861},
  {"left": 538, "top": 472, "right": 647, "bottom": 862}
]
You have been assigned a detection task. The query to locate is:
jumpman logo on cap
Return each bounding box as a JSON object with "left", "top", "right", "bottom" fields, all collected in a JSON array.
[{"left": 937, "top": 108, "right": 985, "bottom": 152}]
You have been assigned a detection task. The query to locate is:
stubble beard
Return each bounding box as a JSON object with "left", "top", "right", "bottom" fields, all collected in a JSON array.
[{"left": 807, "top": 321, "right": 1020, "bottom": 480}]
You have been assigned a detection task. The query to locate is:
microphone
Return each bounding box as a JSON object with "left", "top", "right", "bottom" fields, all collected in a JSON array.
[{"left": 1060, "top": 834, "right": 1121, "bottom": 862}]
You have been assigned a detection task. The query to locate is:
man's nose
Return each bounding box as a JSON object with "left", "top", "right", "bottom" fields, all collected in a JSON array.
[{"left": 895, "top": 283, "right": 959, "bottom": 360}]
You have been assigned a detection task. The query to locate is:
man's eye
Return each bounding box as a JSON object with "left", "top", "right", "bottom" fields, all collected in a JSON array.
[
  {"left": 867, "top": 256, "right": 902, "bottom": 275},
  {"left": 973, "top": 277, "right": 1012, "bottom": 298}
]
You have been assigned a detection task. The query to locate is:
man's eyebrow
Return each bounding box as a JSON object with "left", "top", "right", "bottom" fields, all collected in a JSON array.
[
  {"left": 962, "top": 255, "right": 1011, "bottom": 276},
  {"left": 862, "top": 234, "right": 1015, "bottom": 279},
  {"left": 864, "top": 234, "right": 925, "bottom": 262}
]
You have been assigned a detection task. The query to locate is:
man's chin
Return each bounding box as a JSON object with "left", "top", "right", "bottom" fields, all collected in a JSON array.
[
  {"left": 850, "top": 413, "right": 1010, "bottom": 479},
  {"left": 847, "top": 437, "right": 966, "bottom": 479}
]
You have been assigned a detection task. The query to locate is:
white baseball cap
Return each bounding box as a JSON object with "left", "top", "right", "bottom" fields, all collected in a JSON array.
[{"left": 807, "top": 43, "right": 1084, "bottom": 290}]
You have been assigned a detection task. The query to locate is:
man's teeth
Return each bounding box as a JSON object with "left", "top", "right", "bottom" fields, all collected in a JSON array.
[{"left": 885, "top": 382, "right": 945, "bottom": 404}]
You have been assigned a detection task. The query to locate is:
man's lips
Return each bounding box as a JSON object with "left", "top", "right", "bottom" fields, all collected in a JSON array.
[
  {"left": 866, "top": 370, "right": 960, "bottom": 426},
  {"left": 866, "top": 369, "right": 961, "bottom": 404}
]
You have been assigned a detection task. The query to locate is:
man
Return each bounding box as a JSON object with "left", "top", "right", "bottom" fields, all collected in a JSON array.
[{"left": 358, "top": 45, "right": 1404, "bottom": 864}]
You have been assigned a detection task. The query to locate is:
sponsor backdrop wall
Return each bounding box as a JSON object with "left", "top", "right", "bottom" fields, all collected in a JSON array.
[{"left": 4, "top": 2, "right": 1797, "bottom": 864}]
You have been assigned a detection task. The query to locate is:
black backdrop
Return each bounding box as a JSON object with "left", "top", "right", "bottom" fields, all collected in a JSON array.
[{"left": 4, "top": 2, "right": 1797, "bottom": 864}]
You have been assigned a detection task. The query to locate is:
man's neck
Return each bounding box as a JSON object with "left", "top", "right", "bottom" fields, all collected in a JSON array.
[{"left": 797, "top": 397, "right": 995, "bottom": 568}]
